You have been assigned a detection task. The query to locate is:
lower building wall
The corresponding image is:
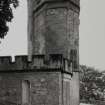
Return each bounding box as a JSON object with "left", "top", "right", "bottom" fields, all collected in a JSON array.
[
  {"left": 0, "top": 71, "right": 79, "bottom": 105},
  {"left": 0, "top": 77, "right": 22, "bottom": 104},
  {"left": 63, "top": 74, "right": 71, "bottom": 105},
  {"left": 70, "top": 72, "right": 80, "bottom": 105},
  {"left": 0, "top": 71, "right": 62, "bottom": 105}
]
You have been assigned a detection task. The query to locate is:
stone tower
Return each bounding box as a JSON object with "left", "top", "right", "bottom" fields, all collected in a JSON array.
[
  {"left": 27, "top": 0, "right": 80, "bottom": 105},
  {"left": 28, "top": 0, "right": 80, "bottom": 61},
  {"left": 0, "top": 0, "right": 80, "bottom": 105}
]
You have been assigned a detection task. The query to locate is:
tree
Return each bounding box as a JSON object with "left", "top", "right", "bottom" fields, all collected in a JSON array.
[
  {"left": 80, "top": 65, "right": 105, "bottom": 102},
  {"left": 0, "top": 0, "right": 19, "bottom": 39}
]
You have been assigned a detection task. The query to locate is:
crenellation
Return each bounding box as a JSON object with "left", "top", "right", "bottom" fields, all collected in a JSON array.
[
  {"left": 0, "top": 56, "right": 12, "bottom": 64},
  {"left": 29, "top": 55, "right": 45, "bottom": 69},
  {"left": 14, "top": 55, "right": 28, "bottom": 70},
  {"left": 48, "top": 54, "right": 63, "bottom": 69},
  {"left": 0, "top": 54, "right": 72, "bottom": 72},
  {"left": 0, "top": 56, "right": 13, "bottom": 71},
  {"left": 33, "top": 0, "right": 80, "bottom": 14}
]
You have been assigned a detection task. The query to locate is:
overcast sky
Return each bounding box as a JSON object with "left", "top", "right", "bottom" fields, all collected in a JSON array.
[{"left": 0, "top": 0, "right": 105, "bottom": 71}]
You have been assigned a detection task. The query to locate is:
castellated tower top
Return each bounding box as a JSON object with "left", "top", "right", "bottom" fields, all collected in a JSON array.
[
  {"left": 33, "top": 0, "right": 80, "bottom": 11},
  {"left": 28, "top": 0, "right": 80, "bottom": 65}
]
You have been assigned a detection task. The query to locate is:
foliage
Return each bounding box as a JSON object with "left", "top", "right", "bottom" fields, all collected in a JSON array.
[
  {"left": 80, "top": 65, "right": 105, "bottom": 103},
  {"left": 0, "top": 0, "right": 19, "bottom": 38}
]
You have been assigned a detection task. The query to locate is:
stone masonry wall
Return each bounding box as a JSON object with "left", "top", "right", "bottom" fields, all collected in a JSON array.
[
  {"left": 28, "top": 0, "right": 80, "bottom": 60},
  {"left": 0, "top": 72, "right": 62, "bottom": 105},
  {"left": 70, "top": 72, "right": 80, "bottom": 105},
  {"left": 0, "top": 55, "right": 79, "bottom": 105}
]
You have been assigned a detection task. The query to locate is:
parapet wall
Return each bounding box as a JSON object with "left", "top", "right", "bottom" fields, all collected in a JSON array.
[{"left": 0, "top": 54, "right": 72, "bottom": 72}]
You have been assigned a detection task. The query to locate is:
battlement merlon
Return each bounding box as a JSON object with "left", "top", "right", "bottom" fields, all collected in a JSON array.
[
  {"left": 0, "top": 54, "right": 78, "bottom": 73},
  {"left": 33, "top": 0, "right": 80, "bottom": 13}
]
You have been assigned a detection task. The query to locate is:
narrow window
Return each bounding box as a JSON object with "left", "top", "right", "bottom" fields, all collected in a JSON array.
[{"left": 70, "top": 49, "right": 78, "bottom": 69}]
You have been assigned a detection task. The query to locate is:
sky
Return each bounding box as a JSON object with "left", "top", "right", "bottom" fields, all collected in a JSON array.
[
  {"left": 0, "top": 0, "right": 105, "bottom": 71},
  {"left": 80, "top": 0, "right": 105, "bottom": 70}
]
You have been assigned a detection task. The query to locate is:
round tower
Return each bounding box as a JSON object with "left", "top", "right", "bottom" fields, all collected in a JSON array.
[{"left": 28, "top": 0, "right": 80, "bottom": 62}]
